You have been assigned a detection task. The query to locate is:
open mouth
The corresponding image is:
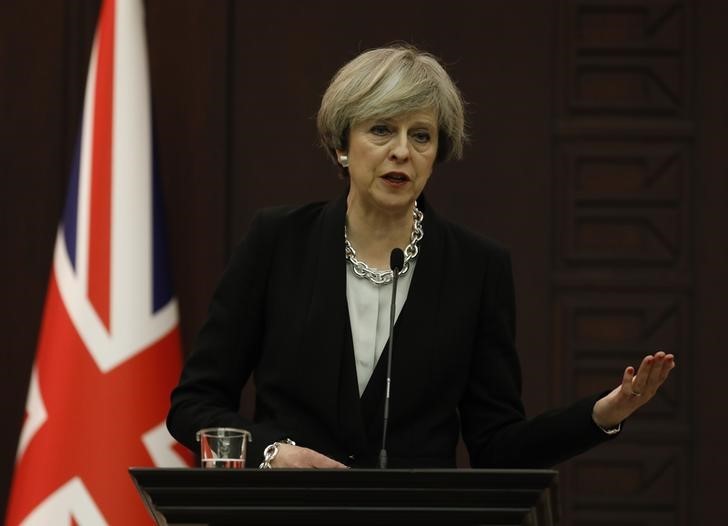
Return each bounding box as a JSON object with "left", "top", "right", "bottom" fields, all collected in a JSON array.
[{"left": 382, "top": 172, "right": 410, "bottom": 183}]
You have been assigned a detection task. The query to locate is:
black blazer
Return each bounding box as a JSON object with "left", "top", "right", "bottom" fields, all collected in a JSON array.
[{"left": 167, "top": 192, "right": 614, "bottom": 468}]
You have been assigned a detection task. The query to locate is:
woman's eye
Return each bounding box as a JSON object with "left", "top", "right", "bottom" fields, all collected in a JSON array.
[
  {"left": 412, "top": 131, "right": 431, "bottom": 143},
  {"left": 370, "top": 125, "right": 390, "bottom": 136}
]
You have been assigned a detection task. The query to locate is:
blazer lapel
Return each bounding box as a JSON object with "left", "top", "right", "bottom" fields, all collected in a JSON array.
[
  {"left": 360, "top": 195, "right": 447, "bottom": 444},
  {"left": 296, "top": 191, "right": 367, "bottom": 451}
]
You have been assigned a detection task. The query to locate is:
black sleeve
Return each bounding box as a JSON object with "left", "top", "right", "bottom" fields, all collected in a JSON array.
[
  {"left": 460, "top": 248, "right": 617, "bottom": 468},
  {"left": 166, "top": 210, "right": 289, "bottom": 466}
]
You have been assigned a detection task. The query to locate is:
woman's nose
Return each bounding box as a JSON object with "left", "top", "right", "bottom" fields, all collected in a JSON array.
[{"left": 389, "top": 132, "right": 410, "bottom": 161}]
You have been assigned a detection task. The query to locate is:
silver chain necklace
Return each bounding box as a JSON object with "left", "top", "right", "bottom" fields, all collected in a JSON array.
[{"left": 344, "top": 203, "right": 424, "bottom": 285}]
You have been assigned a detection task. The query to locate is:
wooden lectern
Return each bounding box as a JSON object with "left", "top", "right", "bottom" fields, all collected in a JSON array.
[{"left": 129, "top": 467, "right": 559, "bottom": 525}]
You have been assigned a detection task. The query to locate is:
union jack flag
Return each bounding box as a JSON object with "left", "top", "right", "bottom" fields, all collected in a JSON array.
[{"left": 5, "top": 0, "right": 192, "bottom": 524}]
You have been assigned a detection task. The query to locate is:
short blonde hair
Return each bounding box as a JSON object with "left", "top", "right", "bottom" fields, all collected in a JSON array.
[{"left": 317, "top": 45, "right": 466, "bottom": 165}]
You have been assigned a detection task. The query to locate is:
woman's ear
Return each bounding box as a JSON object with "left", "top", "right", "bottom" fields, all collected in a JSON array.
[{"left": 335, "top": 150, "right": 349, "bottom": 168}]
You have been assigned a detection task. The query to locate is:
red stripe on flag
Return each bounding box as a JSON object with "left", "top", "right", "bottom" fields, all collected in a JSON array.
[{"left": 87, "top": 0, "right": 115, "bottom": 330}]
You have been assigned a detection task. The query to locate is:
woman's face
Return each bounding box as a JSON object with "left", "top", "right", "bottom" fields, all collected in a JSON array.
[{"left": 341, "top": 110, "right": 438, "bottom": 215}]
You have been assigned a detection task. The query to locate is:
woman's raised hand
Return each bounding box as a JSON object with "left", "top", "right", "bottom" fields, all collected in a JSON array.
[{"left": 592, "top": 351, "right": 676, "bottom": 430}]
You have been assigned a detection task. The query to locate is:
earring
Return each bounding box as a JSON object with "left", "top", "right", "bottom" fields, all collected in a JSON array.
[{"left": 338, "top": 154, "right": 349, "bottom": 168}]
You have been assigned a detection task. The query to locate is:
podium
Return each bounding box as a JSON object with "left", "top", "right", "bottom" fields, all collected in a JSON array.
[{"left": 129, "top": 467, "right": 559, "bottom": 526}]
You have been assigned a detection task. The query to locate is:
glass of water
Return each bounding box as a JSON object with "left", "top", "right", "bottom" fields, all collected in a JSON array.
[{"left": 195, "top": 427, "right": 252, "bottom": 468}]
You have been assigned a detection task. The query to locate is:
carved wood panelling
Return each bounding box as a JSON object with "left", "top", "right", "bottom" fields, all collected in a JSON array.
[
  {"left": 556, "top": 141, "right": 690, "bottom": 268},
  {"left": 561, "top": 0, "right": 690, "bottom": 118},
  {"left": 555, "top": 0, "right": 693, "bottom": 523},
  {"left": 570, "top": 443, "right": 689, "bottom": 525}
]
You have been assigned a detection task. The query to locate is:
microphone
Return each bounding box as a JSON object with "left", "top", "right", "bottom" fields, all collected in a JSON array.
[
  {"left": 390, "top": 248, "right": 404, "bottom": 273},
  {"left": 380, "top": 248, "right": 404, "bottom": 469}
]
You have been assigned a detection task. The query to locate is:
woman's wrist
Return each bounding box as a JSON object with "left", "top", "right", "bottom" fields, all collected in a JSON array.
[
  {"left": 259, "top": 438, "right": 296, "bottom": 469},
  {"left": 592, "top": 395, "right": 624, "bottom": 432}
]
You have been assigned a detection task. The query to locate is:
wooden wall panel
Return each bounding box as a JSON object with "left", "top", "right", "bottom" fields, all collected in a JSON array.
[
  {"left": 571, "top": 445, "right": 689, "bottom": 525},
  {"left": 557, "top": 141, "right": 690, "bottom": 268},
  {"left": 694, "top": 1, "right": 728, "bottom": 522},
  {"left": 145, "top": 0, "right": 231, "bottom": 355},
  {"left": 561, "top": 0, "right": 691, "bottom": 119},
  {"left": 555, "top": 0, "right": 694, "bottom": 523}
]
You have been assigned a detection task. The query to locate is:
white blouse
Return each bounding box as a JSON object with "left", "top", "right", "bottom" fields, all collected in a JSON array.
[{"left": 345, "top": 261, "right": 416, "bottom": 396}]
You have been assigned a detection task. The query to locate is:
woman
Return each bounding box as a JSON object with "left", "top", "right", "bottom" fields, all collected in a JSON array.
[{"left": 166, "top": 45, "right": 674, "bottom": 469}]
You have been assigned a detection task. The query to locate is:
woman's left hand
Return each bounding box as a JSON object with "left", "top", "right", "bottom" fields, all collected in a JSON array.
[{"left": 592, "top": 351, "right": 676, "bottom": 430}]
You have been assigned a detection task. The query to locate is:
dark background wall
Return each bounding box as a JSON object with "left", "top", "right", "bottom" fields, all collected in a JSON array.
[{"left": 1, "top": 1, "right": 726, "bottom": 524}]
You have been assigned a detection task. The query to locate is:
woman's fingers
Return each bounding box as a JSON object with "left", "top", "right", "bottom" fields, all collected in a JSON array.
[
  {"left": 308, "top": 451, "right": 348, "bottom": 469},
  {"left": 630, "top": 355, "right": 653, "bottom": 396},
  {"left": 301, "top": 447, "right": 347, "bottom": 468},
  {"left": 622, "top": 366, "right": 636, "bottom": 393},
  {"left": 646, "top": 352, "right": 667, "bottom": 386},
  {"left": 630, "top": 351, "right": 675, "bottom": 399},
  {"left": 658, "top": 354, "right": 676, "bottom": 382},
  {"left": 273, "top": 444, "right": 347, "bottom": 469}
]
